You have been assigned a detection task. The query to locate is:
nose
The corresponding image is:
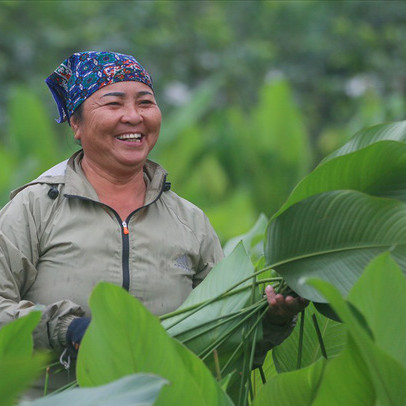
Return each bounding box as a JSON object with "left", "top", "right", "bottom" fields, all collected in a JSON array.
[{"left": 120, "top": 104, "right": 142, "bottom": 124}]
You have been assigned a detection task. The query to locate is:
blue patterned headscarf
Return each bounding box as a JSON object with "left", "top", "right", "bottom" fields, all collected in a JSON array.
[{"left": 45, "top": 51, "right": 154, "bottom": 124}]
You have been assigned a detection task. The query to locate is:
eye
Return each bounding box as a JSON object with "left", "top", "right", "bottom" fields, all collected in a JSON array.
[{"left": 139, "top": 99, "right": 153, "bottom": 105}]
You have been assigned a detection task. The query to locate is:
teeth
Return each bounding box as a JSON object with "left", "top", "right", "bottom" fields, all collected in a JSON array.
[{"left": 116, "top": 133, "right": 142, "bottom": 140}]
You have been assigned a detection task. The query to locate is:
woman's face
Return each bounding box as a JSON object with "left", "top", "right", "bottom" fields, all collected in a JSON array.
[{"left": 71, "top": 81, "right": 162, "bottom": 174}]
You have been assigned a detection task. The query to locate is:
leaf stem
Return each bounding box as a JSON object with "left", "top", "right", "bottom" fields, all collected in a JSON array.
[
  {"left": 174, "top": 300, "right": 267, "bottom": 343},
  {"left": 219, "top": 304, "right": 269, "bottom": 375},
  {"left": 312, "top": 313, "right": 328, "bottom": 359},
  {"left": 161, "top": 274, "right": 281, "bottom": 329},
  {"left": 297, "top": 309, "right": 305, "bottom": 369}
]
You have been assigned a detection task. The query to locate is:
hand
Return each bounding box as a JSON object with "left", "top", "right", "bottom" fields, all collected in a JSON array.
[
  {"left": 265, "top": 285, "right": 309, "bottom": 326},
  {"left": 66, "top": 317, "right": 91, "bottom": 353}
]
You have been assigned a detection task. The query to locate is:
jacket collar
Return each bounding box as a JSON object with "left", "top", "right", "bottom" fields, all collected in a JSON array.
[{"left": 10, "top": 149, "right": 168, "bottom": 204}]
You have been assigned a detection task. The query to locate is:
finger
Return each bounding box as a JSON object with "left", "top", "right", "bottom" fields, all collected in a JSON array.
[
  {"left": 265, "top": 285, "right": 277, "bottom": 305},
  {"left": 285, "top": 295, "right": 295, "bottom": 304}
]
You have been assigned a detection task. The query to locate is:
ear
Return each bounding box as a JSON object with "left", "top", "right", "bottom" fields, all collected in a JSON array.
[{"left": 70, "top": 116, "right": 81, "bottom": 141}]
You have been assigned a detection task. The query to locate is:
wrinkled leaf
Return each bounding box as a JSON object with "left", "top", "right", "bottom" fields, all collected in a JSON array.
[
  {"left": 325, "top": 120, "right": 406, "bottom": 161},
  {"left": 266, "top": 190, "right": 406, "bottom": 302},
  {"left": 274, "top": 140, "right": 406, "bottom": 218}
]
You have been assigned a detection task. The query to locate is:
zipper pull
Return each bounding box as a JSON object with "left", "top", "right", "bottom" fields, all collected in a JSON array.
[{"left": 122, "top": 221, "right": 129, "bottom": 235}]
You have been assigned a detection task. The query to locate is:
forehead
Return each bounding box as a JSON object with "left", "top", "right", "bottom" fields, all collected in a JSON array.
[{"left": 93, "top": 81, "right": 154, "bottom": 99}]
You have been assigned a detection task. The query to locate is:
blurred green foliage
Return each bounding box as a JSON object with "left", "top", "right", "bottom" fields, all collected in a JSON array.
[{"left": 1, "top": 1, "right": 405, "bottom": 242}]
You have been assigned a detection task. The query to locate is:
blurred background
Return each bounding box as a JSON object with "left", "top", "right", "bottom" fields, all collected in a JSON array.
[{"left": 1, "top": 1, "right": 405, "bottom": 243}]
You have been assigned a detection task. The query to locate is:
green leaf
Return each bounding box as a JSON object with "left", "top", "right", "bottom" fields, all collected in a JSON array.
[
  {"left": 0, "top": 311, "right": 41, "bottom": 359},
  {"left": 251, "top": 351, "right": 278, "bottom": 397},
  {"left": 27, "top": 374, "right": 168, "bottom": 406},
  {"left": 274, "top": 140, "right": 406, "bottom": 218},
  {"left": 273, "top": 303, "right": 346, "bottom": 372},
  {"left": 347, "top": 253, "right": 406, "bottom": 368},
  {"left": 308, "top": 268, "right": 406, "bottom": 405},
  {"left": 1, "top": 354, "right": 48, "bottom": 406},
  {"left": 265, "top": 190, "right": 406, "bottom": 302},
  {"left": 324, "top": 120, "right": 406, "bottom": 161},
  {"left": 0, "top": 313, "right": 48, "bottom": 405},
  {"left": 251, "top": 357, "right": 326, "bottom": 406},
  {"left": 312, "top": 336, "right": 375, "bottom": 406},
  {"left": 77, "top": 282, "right": 233, "bottom": 406}
]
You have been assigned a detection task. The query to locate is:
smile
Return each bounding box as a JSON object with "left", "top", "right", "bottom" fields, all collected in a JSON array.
[{"left": 116, "top": 133, "right": 143, "bottom": 142}]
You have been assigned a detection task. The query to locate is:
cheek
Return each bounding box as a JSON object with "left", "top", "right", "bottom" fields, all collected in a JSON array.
[{"left": 152, "top": 110, "right": 162, "bottom": 134}]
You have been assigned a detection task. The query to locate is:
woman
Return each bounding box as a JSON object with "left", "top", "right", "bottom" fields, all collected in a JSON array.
[{"left": 0, "top": 51, "right": 306, "bottom": 390}]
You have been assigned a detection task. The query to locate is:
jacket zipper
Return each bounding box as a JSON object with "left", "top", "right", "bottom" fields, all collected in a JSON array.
[
  {"left": 121, "top": 220, "right": 130, "bottom": 291},
  {"left": 64, "top": 175, "right": 168, "bottom": 292}
]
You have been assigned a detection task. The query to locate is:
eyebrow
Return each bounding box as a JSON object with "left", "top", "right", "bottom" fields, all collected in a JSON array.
[{"left": 101, "top": 91, "right": 153, "bottom": 98}]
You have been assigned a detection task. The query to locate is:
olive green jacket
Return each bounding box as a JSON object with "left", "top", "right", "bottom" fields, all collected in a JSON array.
[{"left": 0, "top": 150, "right": 224, "bottom": 350}]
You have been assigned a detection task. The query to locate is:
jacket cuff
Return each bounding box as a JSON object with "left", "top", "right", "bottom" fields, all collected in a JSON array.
[{"left": 57, "top": 315, "right": 80, "bottom": 347}]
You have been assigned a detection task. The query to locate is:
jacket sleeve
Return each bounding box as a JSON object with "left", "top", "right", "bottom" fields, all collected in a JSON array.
[
  {"left": 0, "top": 190, "right": 84, "bottom": 350},
  {"left": 193, "top": 213, "right": 224, "bottom": 288}
]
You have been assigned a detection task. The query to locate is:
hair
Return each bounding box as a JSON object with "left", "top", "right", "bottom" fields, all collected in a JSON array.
[
  {"left": 70, "top": 103, "right": 84, "bottom": 125},
  {"left": 70, "top": 103, "right": 83, "bottom": 146}
]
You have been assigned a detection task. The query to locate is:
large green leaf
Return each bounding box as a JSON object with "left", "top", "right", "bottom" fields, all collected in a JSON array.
[
  {"left": 0, "top": 311, "right": 41, "bottom": 359},
  {"left": 308, "top": 254, "right": 406, "bottom": 405},
  {"left": 324, "top": 120, "right": 406, "bottom": 161},
  {"left": 311, "top": 336, "right": 375, "bottom": 406},
  {"left": 0, "top": 312, "right": 48, "bottom": 406},
  {"left": 1, "top": 355, "right": 48, "bottom": 406},
  {"left": 27, "top": 374, "right": 168, "bottom": 406},
  {"left": 76, "top": 282, "right": 233, "bottom": 406},
  {"left": 274, "top": 140, "right": 406, "bottom": 218},
  {"left": 272, "top": 303, "right": 346, "bottom": 372},
  {"left": 251, "top": 357, "right": 326, "bottom": 406},
  {"left": 265, "top": 190, "right": 406, "bottom": 302},
  {"left": 347, "top": 252, "right": 406, "bottom": 368}
]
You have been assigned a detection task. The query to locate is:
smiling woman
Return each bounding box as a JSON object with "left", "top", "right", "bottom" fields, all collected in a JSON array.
[
  {"left": 70, "top": 81, "right": 162, "bottom": 219},
  {"left": 0, "top": 51, "right": 306, "bottom": 398}
]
